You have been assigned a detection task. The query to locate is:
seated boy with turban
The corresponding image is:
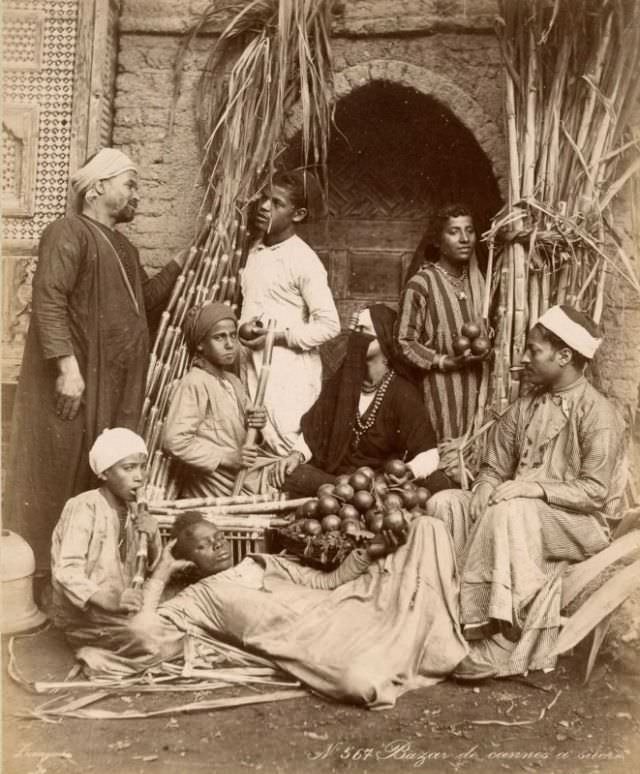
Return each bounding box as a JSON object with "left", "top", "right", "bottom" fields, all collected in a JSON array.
[
  {"left": 428, "top": 305, "right": 626, "bottom": 679},
  {"left": 163, "top": 302, "right": 280, "bottom": 497},
  {"left": 50, "top": 428, "right": 163, "bottom": 655}
]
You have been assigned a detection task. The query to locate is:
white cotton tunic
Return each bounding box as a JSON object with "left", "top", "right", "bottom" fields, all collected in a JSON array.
[{"left": 240, "top": 234, "right": 340, "bottom": 454}]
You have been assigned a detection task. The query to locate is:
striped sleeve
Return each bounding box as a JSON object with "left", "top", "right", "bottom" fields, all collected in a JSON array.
[
  {"left": 537, "top": 424, "right": 617, "bottom": 514},
  {"left": 475, "top": 400, "right": 520, "bottom": 488},
  {"left": 396, "top": 276, "right": 440, "bottom": 370}
]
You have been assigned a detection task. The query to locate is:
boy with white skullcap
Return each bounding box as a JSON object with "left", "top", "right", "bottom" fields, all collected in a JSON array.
[
  {"left": 50, "top": 428, "right": 162, "bottom": 655},
  {"left": 428, "top": 305, "right": 625, "bottom": 679}
]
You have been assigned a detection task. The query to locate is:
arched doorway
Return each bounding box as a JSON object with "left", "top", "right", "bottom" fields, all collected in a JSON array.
[{"left": 293, "top": 80, "right": 503, "bottom": 325}]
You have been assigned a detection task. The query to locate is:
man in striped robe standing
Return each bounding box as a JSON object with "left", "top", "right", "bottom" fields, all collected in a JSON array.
[
  {"left": 396, "top": 204, "right": 486, "bottom": 445},
  {"left": 428, "top": 305, "right": 625, "bottom": 678}
]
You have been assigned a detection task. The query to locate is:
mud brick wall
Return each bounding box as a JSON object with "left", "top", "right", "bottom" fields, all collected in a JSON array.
[{"left": 114, "top": 0, "right": 640, "bottom": 430}]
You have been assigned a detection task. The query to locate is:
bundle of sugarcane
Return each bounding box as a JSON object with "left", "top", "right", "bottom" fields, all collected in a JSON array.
[
  {"left": 140, "top": 0, "right": 336, "bottom": 499},
  {"left": 477, "top": 0, "right": 640, "bottom": 424}
]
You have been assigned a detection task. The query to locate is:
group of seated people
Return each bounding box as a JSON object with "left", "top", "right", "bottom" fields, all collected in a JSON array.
[
  {"left": 163, "top": 300, "right": 444, "bottom": 499},
  {"left": 49, "top": 298, "right": 625, "bottom": 706}
]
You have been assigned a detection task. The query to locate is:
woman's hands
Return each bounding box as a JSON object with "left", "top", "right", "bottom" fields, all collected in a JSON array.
[{"left": 269, "top": 451, "right": 304, "bottom": 488}]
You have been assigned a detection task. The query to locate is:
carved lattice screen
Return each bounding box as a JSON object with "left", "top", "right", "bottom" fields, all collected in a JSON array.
[{"left": 2, "top": 0, "right": 121, "bottom": 382}]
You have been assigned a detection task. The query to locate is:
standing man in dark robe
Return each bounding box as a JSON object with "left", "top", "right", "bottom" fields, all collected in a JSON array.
[{"left": 5, "top": 148, "right": 187, "bottom": 575}]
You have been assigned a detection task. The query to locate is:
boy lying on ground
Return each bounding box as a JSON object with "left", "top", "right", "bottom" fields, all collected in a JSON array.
[{"left": 73, "top": 512, "right": 469, "bottom": 709}]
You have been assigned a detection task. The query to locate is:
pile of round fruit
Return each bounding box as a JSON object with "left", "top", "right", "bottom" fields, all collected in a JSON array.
[
  {"left": 452, "top": 320, "right": 491, "bottom": 358},
  {"left": 277, "top": 460, "right": 431, "bottom": 570}
]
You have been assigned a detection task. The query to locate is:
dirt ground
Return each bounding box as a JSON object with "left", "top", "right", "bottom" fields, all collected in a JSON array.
[{"left": 2, "top": 625, "right": 638, "bottom": 774}]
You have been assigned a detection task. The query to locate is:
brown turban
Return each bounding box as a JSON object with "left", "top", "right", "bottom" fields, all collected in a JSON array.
[{"left": 183, "top": 302, "right": 237, "bottom": 353}]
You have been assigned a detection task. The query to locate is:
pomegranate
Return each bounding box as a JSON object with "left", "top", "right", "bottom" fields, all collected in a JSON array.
[
  {"left": 382, "top": 493, "right": 404, "bottom": 513},
  {"left": 334, "top": 483, "right": 355, "bottom": 502},
  {"left": 238, "top": 320, "right": 264, "bottom": 341},
  {"left": 335, "top": 474, "right": 351, "bottom": 487},
  {"left": 339, "top": 503, "right": 360, "bottom": 521},
  {"left": 384, "top": 459, "right": 407, "bottom": 479},
  {"left": 349, "top": 471, "right": 371, "bottom": 492},
  {"left": 453, "top": 335, "right": 471, "bottom": 355},
  {"left": 365, "top": 510, "right": 384, "bottom": 533},
  {"left": 321, "top": 514, "right": 341, "bottom": 532},
  {"left": 399, "top": 487, "right": 418, "bottom": 509},
  {"left": 352, "top": 490, "right": 374, "bottom": 513},
  {"left": 316, "top": 495, "right": 340, "bottom": 516},
  {"left": 357, "top": 466, "right": 376, "bottom": 482},
  {"left": 415, "top": 487, "right": 431, "bottom": 508},
  {"left": 366, "top": 535, "right": 388, "bottom": 560},
  {"left": 470, "top": 335, "right": 491, "bottom": 356},
  {"left": 461, "top": 321, "right": 481, "bottom": 340},
  {"left": 301, "top": 499, "right": 319, "bottom": 518},
  {"left": 302, "top": 518, "right": 322, "bottom": 536},
  {"left": 373, "top": 476, "right": 389, "bottom": 497},
  {"left": 382, "top": 510, "right": 406, "bottom": 533},
  {"left": 316, "top": 483, "right": 336, "bottom": 497}
]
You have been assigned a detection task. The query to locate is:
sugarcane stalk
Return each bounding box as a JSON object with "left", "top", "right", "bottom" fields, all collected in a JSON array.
[
  {"left": 505, "top": 68, "right": 521, "bottom": 205},
  {"left": 521, "top": 26, "right": 537, "bottom": 200},
  {"left": 131, "top": 488, "right": 151, "bottom": 590},
  {"left": 153, "top": 492, "right": 290, "bottom": 509},
  {"left": 148, "top": 426, "right": 163, "bottom": 467},
  {"left": 145, "top": 353, "right": 159, "bottom": 394},
  {"left": 143, "top": 405, "right": 159, "bottom": 446},
  {"left": 151, "top": 312, "right": 171, "bottom": 359},
  {"left": 231, "top": 320, "right": 277, "bottom": 496},
  {"left": 152, "top": 498, "right": 309, "bottom": 518},
  {"left": 528, "top": 268, "right": 541, "bottom": 328},
  {"left": 482, "top": 237, "right": 495, "bottom": 323}
]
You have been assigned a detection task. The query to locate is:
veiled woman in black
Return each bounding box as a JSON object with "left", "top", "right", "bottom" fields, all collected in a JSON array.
[{"left": 274, "top": 304, "right": 447, "bottom": 497}]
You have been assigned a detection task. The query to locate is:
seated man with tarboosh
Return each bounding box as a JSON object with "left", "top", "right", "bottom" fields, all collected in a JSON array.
[{"left": 428, "top": 305, "right": 625, "bottom": 679}]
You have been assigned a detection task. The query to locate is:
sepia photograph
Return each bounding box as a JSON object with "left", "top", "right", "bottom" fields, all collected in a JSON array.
[{"left": 1, "top": 1, "right": 639, "bottom": 773}]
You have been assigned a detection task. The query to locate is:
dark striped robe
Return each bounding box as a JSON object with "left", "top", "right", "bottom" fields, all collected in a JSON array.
[{"left": 396, "top": 262, "right": 484, "bottom": 442}]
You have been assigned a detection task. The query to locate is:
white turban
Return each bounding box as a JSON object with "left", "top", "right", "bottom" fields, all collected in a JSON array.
[
  {"left": 70, "top": 148, "right": 137, "bottom": 195},
  {"left": 89, "top": 428, "right": 148, "bottom": 476},
  {"left": 535, "top": 306, "right": 602, "bottom": 360}
]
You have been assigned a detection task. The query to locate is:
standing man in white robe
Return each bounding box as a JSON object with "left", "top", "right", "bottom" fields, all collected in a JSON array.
[{"left": 240, "top": 172, "right": 340, "bottom": 455}]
